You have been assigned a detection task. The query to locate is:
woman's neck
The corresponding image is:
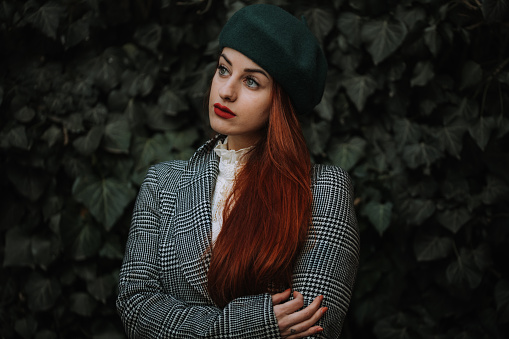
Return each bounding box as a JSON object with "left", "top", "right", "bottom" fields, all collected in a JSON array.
[{"left": 225, "top": 134, "right": 259, "bottom": 151}]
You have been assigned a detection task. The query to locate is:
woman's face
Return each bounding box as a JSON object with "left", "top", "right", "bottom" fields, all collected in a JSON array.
[{"left": 209, "top": 47, "right": 273, "bottom": 150}]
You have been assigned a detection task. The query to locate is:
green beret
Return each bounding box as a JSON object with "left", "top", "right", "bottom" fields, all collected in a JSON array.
[{"left": 219, "top": 4, "right": 327, "bottom": 115}]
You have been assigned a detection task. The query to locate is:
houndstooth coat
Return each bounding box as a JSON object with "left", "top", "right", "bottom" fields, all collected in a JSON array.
[{"left": 117, "top": 136, "right": 360, "bottom": 338}]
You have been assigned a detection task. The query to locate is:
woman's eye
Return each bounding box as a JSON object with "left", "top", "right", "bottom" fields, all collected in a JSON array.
[
  {"left": 218, "top": 65, "right": 229, "bottom": 76},
  {"left": 245, "top": 77, "right": 259, "bottom": 88}
]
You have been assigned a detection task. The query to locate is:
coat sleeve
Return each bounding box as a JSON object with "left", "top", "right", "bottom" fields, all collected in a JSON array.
[
  {"left": 292, "top": 165, "right": 360, "bottom": 338},
  {"left": 116, "top": 165, "right": 281, "bottom": 338}
]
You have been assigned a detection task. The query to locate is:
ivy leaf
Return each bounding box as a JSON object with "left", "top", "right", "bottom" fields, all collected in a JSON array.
[
  {"left": 43, "top": 92, "right": 72, "bottom": 116},
  {"left": 84, "top": 104, "right": 108, "bottom": 124},
  {"left": 302, "top": 8, "right": 334, "bottom": 44},
  {"left": 329, "top": 137, "right": 367, "bottom": 171},
  {"left": 388, "top": 62, "right": 407, "bottom": 82},
  {"left": 303, "top": 120, "right": 330, "bottom": 156},
  {"left": 362, "top": 201, "right": 393, "bottom": 236},
  {"left": 134, "top": 22, "right": 162, "bottom": 52},
  {"left": 424, "top": 25, "right": 441, "bottom": 56},
  {"left": 498, "top": 70, "right": 509, "bottom": 85},
  {"left": 164, "top": 25, "right": 186, "bottom": 51},
  {"left": 158, "top": 88, "right": 189, "bottom": 116},
  {"left": 446, "top": 248, "right": 483, "bottom": 288},
  {"left": 472, "top": 243, "right": 492, "bottom": 272},
  {"left": 459, "top": 60, "right": 482, "bottom": 90},
  {"left": 145, "top": 104, "right": 182, "bottom": 131},
  {"left": 393, "top": 118, "right": 422, "bottom": 150},
  {"left": 361, "top": 17, "right": 407, "bottom": 64},
  {"left": 495, "top": 116, "right": 509, "bottom": 138},
  {"left": 401, "top": 198, "right": 436, "bottom": 225},
  {"left": 31, "top": 234, "right": 59, "bottom": 269},
  {"left": 87, "top": 274, "right": 116, "bottom": 303},
  {"left": 3, "top": 228, "right": 32, "bottom": 267},
  {"left": 437, "top": 207, "right": 471, "bottom": 233},
  {"left": 73, "top": 125, "right": 104, "bottom": 156},
  {"left": 411, "top": 61, "right": 434, "bottom": 87},
  {"left": 451, "top": 97, "right": 479, "bottom": 123},
  {"left": 73, "top": 263, "right": 97, "bottom": 281},
  {"left": 337, "top": 12, "right": 363, "bottom": 47},
  {"left": 315, "top": 72, "right": 341, "bottom": 121},
  {"left": 482, "top": 176, "right": 509, "bottom": 205},
  {"left": 335, "top": 51, "right": 362, "bottom": 73},
  {"left": 70, "top": 223, "right": 102, "bottom": 260},
  {"left": 441, "top": 177, "right": 469, "bottom": 201},
  {"left": 395, "top": 5, "right": 426, "bottom": 31},
  {"left": 72, "top": 175, "right": 136, "bottom": 230},
  {"left": 435, "top": 118, "right": 468, "bottom": 158},
  {"left": 402, "top": 142, "right": 442, "bottom": 169},
  {"left": 25, "top": 272, "right": 62, "bottom": 311},
  {"left": 7, "top": 167, "right": 49, "bottom": 202},
  {"left": 132, "top": 134, "right": 173, "bottom": 170},
  {"left": 165, "top": 128, "right": 199, "bottom": 151},
  {"left": 69, "top": 292, "right": 97, "bottom": 316},
  {"left": 122, "top": 70, "right": 155, "bottom": 98},
  {"left": 14, "top": 106, "right": 36, "bottom": 123},
  {"left": 41, "top": 125, "right": 62, "bottom": 147},
  {"left": 90, "top": 48, "right": 124, "bottom": 91},
  {"left": 25, "top": 1, "right": 65, "bottom": 40},
  {"left": 469, "top": 116, "right": 495, "bottom": 151},
  {"left": 99, "top": 235, "right": 124, "bottom": 260},
  {"left": 103, "top": 115, "right": 131, "bottom": 154},
  {"left": 124, "top": 99, "right": 145, "bottom": 127},
  {"left": 66, "top": 14, "right": 90, "bottom": 48},
  {"left": 342, "top": 73, "right": 377, "bottom": 111},
  {"left": 482, "top": 0, "right": 509, "bottom": 23},
  {"left": 414, "top": 234, "right": 452, "bottom": 261},
  {"left": 110, "top": 90, "right": 129, "bottom": 112},
  {"left": 7, "top": 125, "right": 29, "bottom": 149}
]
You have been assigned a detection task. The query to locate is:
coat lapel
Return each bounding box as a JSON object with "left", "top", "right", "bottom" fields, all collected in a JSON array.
[{"left": 173, "top": 138, "right": 220, "bottom": 301}]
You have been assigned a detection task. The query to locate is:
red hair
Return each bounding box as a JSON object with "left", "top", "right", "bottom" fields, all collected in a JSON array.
[{"left": 207, "top": 82, "right": 312, "bottom": 307}]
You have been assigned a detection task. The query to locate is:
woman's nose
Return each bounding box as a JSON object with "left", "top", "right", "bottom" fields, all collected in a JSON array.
[{"left": 218, "top": 79, "right": 237, "bottom": 102}]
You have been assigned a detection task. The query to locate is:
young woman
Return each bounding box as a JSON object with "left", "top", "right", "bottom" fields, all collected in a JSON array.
[{"left": 117, "top": 4, "right": 359, "bottom": 338}]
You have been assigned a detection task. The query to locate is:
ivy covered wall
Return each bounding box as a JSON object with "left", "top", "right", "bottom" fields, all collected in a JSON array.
[{"left": 1, "top": 0, "right": 508, "bottom": 338}]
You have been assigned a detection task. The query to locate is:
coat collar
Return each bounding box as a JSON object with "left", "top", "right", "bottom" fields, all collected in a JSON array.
[{"left": 173, "top": 135, "right": 224, "bottom": 302}]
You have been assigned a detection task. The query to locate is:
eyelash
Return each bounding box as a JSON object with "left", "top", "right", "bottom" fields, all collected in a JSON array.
[
  {"left": 245, "top": 76, "right": 259, "bottom": 88},
  {"left": 217, "top": 65, "right": 260, "bottom": 88},
  {"left": 218, "top": 65, "right": 229, "bottom": 76}
]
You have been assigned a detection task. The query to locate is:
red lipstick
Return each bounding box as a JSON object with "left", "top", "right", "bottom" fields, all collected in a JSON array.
[{"left": 214, "top": 103, "right": 236, "bottom": 119}]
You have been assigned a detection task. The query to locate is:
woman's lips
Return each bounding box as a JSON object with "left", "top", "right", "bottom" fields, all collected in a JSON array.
[{"left": 213, "top": 103, "right": 236, "bottom": 119}]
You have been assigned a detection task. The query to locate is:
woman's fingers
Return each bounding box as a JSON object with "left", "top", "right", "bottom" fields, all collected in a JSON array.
[
  {"left": 282, "top": 306, "right": 327, "bottom": 338},
  {"left": 284, "top": 325, "right": 324, "bottom": 339},
  {"left": 278, "top": 292, "right": 321, "bottom": 325},
  {"left": 274, "top": 291, "right": 328, "bottom": 337},
  {"left": 278, "top": 294, "right": 327, "bottom": 337},
  {"left": 271, "top": 288, "right": 292, "bottom": 305},
  {"left": 274, "top": 291, "right": 304, "bottom": 318}
]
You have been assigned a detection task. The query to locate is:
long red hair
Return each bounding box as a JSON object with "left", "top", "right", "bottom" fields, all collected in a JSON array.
[{"left": 207, "top": 82, "right": 313, "bottom": 307}]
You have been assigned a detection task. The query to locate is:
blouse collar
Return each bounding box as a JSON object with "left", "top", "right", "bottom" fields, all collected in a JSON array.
[{"left": 213, "top": 137, "right": 253, "bottom": 165}]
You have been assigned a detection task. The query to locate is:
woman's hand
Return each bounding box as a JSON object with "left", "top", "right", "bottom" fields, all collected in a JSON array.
[{"left": 272, "top": 289, "right": 327, "bottom": 338}]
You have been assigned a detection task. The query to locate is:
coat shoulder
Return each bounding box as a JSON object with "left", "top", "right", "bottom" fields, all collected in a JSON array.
[
  {"left": 147, "top": 160, "right": 188, "bottom": 190},
  {"left": 312, "top": 164, "right": 353, "bottom": 189}
]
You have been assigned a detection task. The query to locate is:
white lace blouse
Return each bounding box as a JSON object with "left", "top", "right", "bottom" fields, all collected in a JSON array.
[{"left": 211, "top": 138, "right": 253, "bottom": 244}]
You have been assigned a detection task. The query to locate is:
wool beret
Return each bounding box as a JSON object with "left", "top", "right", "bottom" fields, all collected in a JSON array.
[{"left": 219, "top": 4, "right": 327, "bottom": 115}]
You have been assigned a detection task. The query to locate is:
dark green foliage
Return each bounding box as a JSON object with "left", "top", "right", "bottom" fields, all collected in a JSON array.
[{"left": 1, "top": 0, "right": 508, "bottom": 338}]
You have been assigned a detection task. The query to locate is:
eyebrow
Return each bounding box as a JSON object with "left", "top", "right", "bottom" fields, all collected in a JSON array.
[{"left": 220, "top": 53, "right": 270, "bottom": 79}]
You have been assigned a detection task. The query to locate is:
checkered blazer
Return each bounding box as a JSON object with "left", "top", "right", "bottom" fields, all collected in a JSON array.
[{"left": 117, "top": 137, "right": 360, "bottom": 338}]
